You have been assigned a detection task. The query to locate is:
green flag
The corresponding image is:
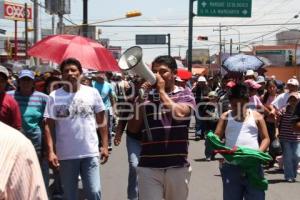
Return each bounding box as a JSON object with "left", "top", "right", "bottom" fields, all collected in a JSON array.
[{"left": 207, "top": 132, "right": 272, "bottom": 190}]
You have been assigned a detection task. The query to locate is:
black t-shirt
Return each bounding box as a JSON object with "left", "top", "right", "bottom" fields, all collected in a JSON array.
[{"left": 292, "top": 101, "right": 300, "bottom": 123}]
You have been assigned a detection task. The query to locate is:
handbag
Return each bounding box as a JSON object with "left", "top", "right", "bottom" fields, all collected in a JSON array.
[{"left": 270, "top": 138, "right": 282, "bottom": 156}]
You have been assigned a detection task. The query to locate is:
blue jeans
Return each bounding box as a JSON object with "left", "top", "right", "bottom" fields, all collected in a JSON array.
[
  {"left": 126, "top": 136, "right": 141, "bottom": 200},
  {"left": 220, "top": 163, "right": 265, "bottom": 200},
  {"left": 195, "top": 116, "right": 204, "bottom": 137},
  {"left": 59, "top": 157, "right": 101, "bottom": 200},
  {"left": 281, "top": 140, "right": 300, "bottom": 180},
  {"left": 105, "top": 110, "right": 113, "bottom": 147}
]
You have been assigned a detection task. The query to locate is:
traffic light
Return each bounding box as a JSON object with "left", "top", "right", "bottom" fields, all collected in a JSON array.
[{"left": 197, "top": 36, "right": 208, "bottom": 40}]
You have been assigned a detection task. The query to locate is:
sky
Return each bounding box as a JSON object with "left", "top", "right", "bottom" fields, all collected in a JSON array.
[{"left": 1, "top": 0, "right": 300, "bottom": 63}]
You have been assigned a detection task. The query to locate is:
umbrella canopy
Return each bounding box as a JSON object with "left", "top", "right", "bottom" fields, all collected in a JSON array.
[
  {"left": 207, "top": 132, "right": 272, "bottom": 190},
  {"left": 177, "top": 68, "right": 192, "bottom": 80},
  {"left": 222, "top": 54, "right": 264, "bottom": 73},
  {"left": 28, "top": 34, "right": 120, "bottom": 72}
]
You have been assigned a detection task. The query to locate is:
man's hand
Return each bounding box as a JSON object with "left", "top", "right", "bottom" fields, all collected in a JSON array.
[
  {"left": 114, "top": 132, "right": 122, "bottom": 146},
  {"left": 48, "top": 152, "right": 60, "bottom": 169},
  {"left": 155, "top": 73, "right": 165, "bottom": 93},
  {"left": 137, "top": 81, "right": 152, "bottom": 102},
  {"left": 100, "top": 147, "right": 109, "bottom": 164}
]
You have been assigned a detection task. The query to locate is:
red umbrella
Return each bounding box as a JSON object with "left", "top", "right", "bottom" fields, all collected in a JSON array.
[
  {"left": 177, "top": 68, "right": 192, "bottom": 80},
  {"left": 28, "top": 34, "right": 120, "bottom": 72}
]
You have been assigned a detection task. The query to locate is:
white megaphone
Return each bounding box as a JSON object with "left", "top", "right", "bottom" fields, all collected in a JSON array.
[{"left": 118, "top": 46, "right": 156, "bottom": 85}]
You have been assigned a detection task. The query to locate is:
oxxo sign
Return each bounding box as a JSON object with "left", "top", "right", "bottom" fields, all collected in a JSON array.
[{"left": 0, "top": 1, "right": 32, "bottom": 21}]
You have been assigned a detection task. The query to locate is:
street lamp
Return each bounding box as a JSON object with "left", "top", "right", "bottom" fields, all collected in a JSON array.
[
  {"left": 227, "top": 26, "right": 241, "bottom": 53},
  {"left": 65, "top": 11, "right": 142, "bottom": 37},
  {"left": 87, "top": 11, "right": 142, "bottom": 25}
]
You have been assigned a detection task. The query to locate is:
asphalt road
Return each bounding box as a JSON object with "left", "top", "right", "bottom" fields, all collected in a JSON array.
[{"left": 100, "top": 133, "right": 300, "bottom": 200}]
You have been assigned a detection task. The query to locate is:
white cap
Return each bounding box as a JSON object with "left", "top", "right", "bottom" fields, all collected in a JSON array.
[
  {"left": 0, "top": 65, "right": 9, "bottom": 78},
  {"left": 115, "top": 72, "right": 122, "bottom": 77},
  {"left": 208, "top": 91, "right": 218, "bottom": 97},
  {"left": 287, "top": 78, "right": 299, "bottom": 86},
  {"left": 197, "top": 76, "right": 207, "bottom": 82},
  {"left": 175, "top": 76, "right": 184, "bottom": 82},
  {"left": 256, "top": 76, "right": 265, "bottom": 84},
  {"left": 245, "top": 69, "right": 257, "bottom": 77}
]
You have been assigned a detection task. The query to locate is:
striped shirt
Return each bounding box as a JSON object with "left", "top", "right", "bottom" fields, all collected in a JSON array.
[
  {"left": 279, "top": 106, "right": 300, "bottom": 142},
  {"left": 139, "top": 86, "right": 195, "bottom": 168},
  {"left": 0, "top": 122, "right": 48, "bottom": 200}
]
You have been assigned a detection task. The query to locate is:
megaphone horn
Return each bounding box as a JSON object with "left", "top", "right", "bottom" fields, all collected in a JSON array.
[{"left": 118, "top": 46, "right": 156, "bottom": 85}]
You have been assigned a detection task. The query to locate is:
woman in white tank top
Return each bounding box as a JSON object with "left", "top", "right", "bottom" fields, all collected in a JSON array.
[{"left": 215, "top": 83, "right": 270, "bottom": 200}]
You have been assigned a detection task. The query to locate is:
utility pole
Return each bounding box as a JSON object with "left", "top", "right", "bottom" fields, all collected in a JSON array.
[
  {"left": 33, "top": 0, "right": 38, "bottom": 43},
  {"left": 178, "top": 45, "right": 182, "bottom": 58},
  {"left": 167, "top": 33, "right": 171, "bottom": 56},
  {"left": 52, "top": 15, "right": 55, "bottom": 34},
  {"left": 223, "top": 38, "right": 226, "bottom": 53},
  {"left": 230, "top": 38, "right": 233, "bottom": 56},
  {"left": 187, "top": 0, "right": 195, "bottom": 72},
  {"left": 213, "top": 23, "right": 228, "bottom": 68},
  {"left": 25, "top": 3, "right": 28, "bottom": 58},
  {"left": 58, "top": 13, "right": 63, "bottom": 34},
  {"left": 83, "top": 0, "right": 88, "bottom": 37}
]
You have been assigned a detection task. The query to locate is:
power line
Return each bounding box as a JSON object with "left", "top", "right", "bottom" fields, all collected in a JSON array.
[
  {"left": 243, "top": 14, "right": 300, "bottom": 44},
  {"left": 95, "top": 22, "right": 300, "bottom": 28}
]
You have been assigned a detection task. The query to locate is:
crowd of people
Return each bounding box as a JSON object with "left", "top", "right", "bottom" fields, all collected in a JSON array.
[{"left": 0, "top": 55, "right": 300, "bottom": 200}]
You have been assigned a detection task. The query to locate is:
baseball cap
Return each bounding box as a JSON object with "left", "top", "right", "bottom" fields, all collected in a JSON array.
[
  {"left": 175, "top": 76, "right": 184, "bottom": 82},
  {"left": 0, "top": 65, "right": 9, "bottom": 78},
  {"left": 114, "top": 72, "right": 122, "bottom": 78},
  {"left": 245, "top": 70, "right": 258, "bottom": 77},
  {"left": 208, "top": 91, "right": 218, "bottom": 98},
  {"left": 226, "top": 80, "right": 236, "bottom": 88},
  {"left": 256, "top": 76, "right": 265, "bottom": 84},
  {"left": 197, "top": 76, "right": 207, "bottom": 82},
  {"left": 244, "top": 79, "right": 262, "bottom": 89},
  {"left": 19, "top": 69, "right": 35, "bottom": 80},
  {"left": 287, "top": 78, "right": 299, "bottom": 86}
]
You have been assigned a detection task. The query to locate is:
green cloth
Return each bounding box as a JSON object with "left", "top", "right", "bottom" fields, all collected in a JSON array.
[{"left": 207, "top": 132, "right": 272, "bottom": 190}]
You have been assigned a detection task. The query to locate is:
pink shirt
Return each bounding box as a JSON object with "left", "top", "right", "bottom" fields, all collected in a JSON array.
[
  {"left": 0, "top": 122, "right": 48, "bottom": 200},
  {"left": 249, "top": 95, "right": 263, "bottom": 110}
]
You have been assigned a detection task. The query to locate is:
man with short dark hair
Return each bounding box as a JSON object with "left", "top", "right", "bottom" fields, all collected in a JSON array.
[
  {"left": 128, "top": 55, "right": 195, "bottom": 200},
  {"left": 0, "top": 65, "right": 21, "bottom": 130},
  {"left": 44, "top": 58, "right": 109, "bottom": 200}
]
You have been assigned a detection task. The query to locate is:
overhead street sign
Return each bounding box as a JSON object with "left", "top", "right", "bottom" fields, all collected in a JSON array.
[
  {"left": 197, "top": 0, "right": 252, "bottom": 18},
  {"left": 136, "top": 34, "right": 166, "bottom": 45}
]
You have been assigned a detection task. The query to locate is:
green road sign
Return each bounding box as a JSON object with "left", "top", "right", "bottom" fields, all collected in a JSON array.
[{"left": 197, "top": 0, "right": 252, "bottom": 18}]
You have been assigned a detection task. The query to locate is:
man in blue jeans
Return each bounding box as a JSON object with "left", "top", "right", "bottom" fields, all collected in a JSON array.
[
  {"left": 114, "top": 76, "right": 143, "bottom": 200},
  {"left": 92, "top": 72, "right": 116, "bottom": 151},
  {"left": 44, "top": 58, "right": 109, "bottom": 200}
]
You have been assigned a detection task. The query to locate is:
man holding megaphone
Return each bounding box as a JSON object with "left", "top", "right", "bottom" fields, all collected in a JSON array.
[{"left": 126, "top": 55, "right": 196, "bottom": 200}]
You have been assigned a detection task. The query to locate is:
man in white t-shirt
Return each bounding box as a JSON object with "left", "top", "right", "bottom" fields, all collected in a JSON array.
[
  {"left": 270, "top": 78, "right": 299, "bottom": 116},
  {"left": 44, "top": 58, "right": 109, "bottom": 200}
]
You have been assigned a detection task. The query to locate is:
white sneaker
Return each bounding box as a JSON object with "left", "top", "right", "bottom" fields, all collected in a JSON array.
[{"left": 111, "top": 132, "right": 115, "bottom": 137}]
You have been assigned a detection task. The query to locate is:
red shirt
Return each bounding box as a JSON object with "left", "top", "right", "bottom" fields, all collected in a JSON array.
[{"left": 0, "top": 92, "right": 22, "bottom": 130}]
